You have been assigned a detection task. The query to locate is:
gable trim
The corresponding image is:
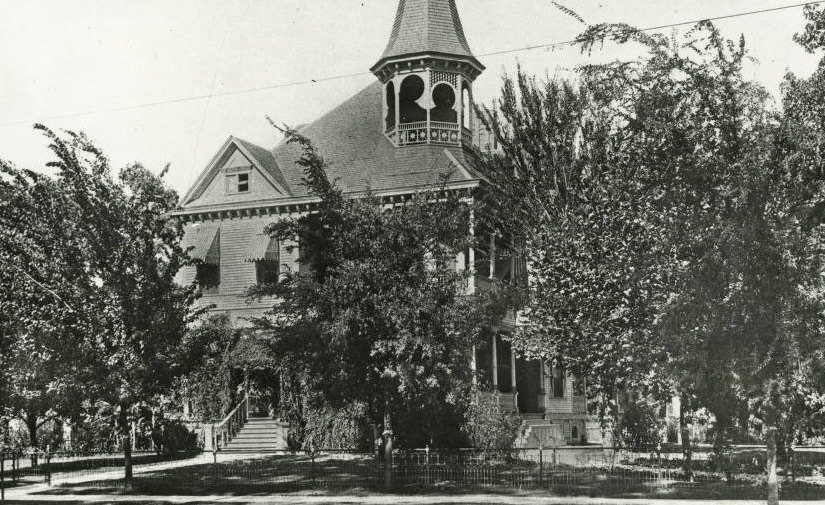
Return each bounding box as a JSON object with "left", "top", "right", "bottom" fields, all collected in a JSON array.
[{"left": 180, "top": 136, "right": 289, "bottom": 206}]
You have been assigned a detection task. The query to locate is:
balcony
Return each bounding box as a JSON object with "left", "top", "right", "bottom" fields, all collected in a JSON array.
[{"left": 386, "top": 122, "right": 473, "bottom": 148}]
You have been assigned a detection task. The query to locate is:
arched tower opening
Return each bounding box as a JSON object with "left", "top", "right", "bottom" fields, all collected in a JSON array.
[
  {"left": 399, "top": 75, "right": 427, "bottom": 124},
  {"left": 385, "top": 81, "right": 396, "bottom": 131},
  {"left": 461, "top": 83, "right": 471, "bottom": 131},
  {"left": 431, "top": 83, "right": 457, "bottom": 123}
]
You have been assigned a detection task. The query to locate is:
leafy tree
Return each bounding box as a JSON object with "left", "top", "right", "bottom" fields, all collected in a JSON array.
[
  {"left": 1, "top": 145, "right": 103, "bottom": 447},
  {"left": 1, "top": 126, "right": 199, "bottom": 488},
  {"left": 479, "top": 17, "right": 825, "bottom": 504},
  {"left": 476, "top": 69, "right": 672, "bottom": 431},
  {"left": 252, "top": 128, "right": 505, "bottom": 482}
]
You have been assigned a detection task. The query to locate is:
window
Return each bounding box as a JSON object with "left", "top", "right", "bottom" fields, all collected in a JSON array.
[
  {"left": 551, "top": 364, "right": 565, "bottom": 398},
  {"left": 237, "top": 173, "right": 249, "bottom": 193},
  {"left": 225, "top": 169, "right": 251, "bottom": 194},
  {"left": 196, "top": 263, "right": 220, "bottom": 293},
  {"left": 256, "top": 261, "right": 280, "bottom": 285}
]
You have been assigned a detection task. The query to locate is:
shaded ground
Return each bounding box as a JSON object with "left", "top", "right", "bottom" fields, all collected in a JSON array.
[{"left": 22, "top": 452, "right": 825, "bottom": 501}]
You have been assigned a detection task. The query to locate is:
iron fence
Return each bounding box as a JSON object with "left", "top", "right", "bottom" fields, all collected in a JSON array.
[{"left": 2, "top": 445, "right": 824, "bottom": 499}]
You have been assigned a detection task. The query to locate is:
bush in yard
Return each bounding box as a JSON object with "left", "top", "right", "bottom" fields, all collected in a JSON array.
[
  {"left": 462, "top": 390, "right": 523, "bottom": 449},
  {"left": 618, "top": 399, "right": 662, "bottom": 451},
  {"left": 151, "top": 418, "right": 198, "bottom": 456},
  {"left": 301, "top": 397, "right": 371, "bottom": 451}
]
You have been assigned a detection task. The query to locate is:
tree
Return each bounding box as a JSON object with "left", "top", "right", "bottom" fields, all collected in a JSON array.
[
  {"left": 252, "top": 128, "right": 505, "bottom": 479},
  {"left": 1, "top": 145, "right": 102, "bottom": 447},
  {"left": 478, "top": 18, "right": 825, "bottom": 505},
  {"left": 1, "top": 126, "right": 199, "bottom": 488}
]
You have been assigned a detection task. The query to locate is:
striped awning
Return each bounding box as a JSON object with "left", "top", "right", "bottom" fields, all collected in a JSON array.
[
  {"left": 245, "top": 234, "right": 279, "bottom": 262},
  {"left": 183, "top": 227, "right": 220, "bottom": 265}
]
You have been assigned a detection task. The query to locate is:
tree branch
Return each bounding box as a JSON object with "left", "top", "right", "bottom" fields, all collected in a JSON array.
[{"left": 0, "top": 257, "right": 76, "bottom": 313}]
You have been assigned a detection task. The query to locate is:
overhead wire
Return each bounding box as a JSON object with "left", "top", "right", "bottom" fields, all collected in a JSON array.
[{"left": 0, "top": 0, "right": 822, "bottom": 127}]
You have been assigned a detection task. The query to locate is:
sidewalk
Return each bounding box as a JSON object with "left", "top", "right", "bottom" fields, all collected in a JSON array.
[{"left": 4, "top": 484, "right": 824, "bottom": 505}]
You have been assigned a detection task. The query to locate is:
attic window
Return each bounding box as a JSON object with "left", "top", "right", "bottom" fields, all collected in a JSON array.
[{"left": 225, "top": 169, "right": 251, "bottom": 194}]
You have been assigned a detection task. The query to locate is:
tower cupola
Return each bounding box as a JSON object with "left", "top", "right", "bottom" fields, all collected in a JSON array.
[{"left": 371, "top": 0, "right": 485, "bottom": 148}]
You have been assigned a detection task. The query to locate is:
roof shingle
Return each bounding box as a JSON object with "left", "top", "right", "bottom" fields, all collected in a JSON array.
[
  {"left": 380, "top": 0, "right": 474, "bottom": 60},
  {"left": 270, "top": 81, "right": 479, "bottom": 198}
]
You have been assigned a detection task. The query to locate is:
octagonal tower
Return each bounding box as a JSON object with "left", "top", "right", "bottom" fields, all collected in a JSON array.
[{"left": 371, "top": 0, "right": 485, "bottom": 148}]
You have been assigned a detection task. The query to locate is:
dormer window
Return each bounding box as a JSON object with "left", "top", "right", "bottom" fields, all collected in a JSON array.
[{"left": 225, "top": 168, "right": 251, "bottom": 194}]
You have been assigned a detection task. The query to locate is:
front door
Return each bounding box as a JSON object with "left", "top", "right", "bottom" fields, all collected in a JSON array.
[{"left": 516, "top": 358, "right": 541, "bottom": 413}]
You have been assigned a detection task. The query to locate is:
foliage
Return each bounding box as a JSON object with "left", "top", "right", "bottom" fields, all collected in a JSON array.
[
  {"left": 476, "top": 67, "right": 671, "bottom": 419},
  {"left": 174, "top": 315, "right": 242, "bottom": 422},
  {"left": 480, "top": 15, "right": 825, "bottom": 505},
  {"left": 149, "top": 417, "right": 198, "bottom": 456},
  {"left": 461, "top": 391, "right": 522, "bottom": 450},
  {"left": 793, "top": 5, "right": 825, "bottom": 53},
  {"left": 0, "top": 126, "right": 199, "bottom": 486},
  {"left": 252, "top": 127, "right": 506, "bottom": 449},
  {"left": 302, "top": 397, "right": 371, "bottom": 451},
  {"left": 618, "top": 399, "right": 662, "bottom": 452}
]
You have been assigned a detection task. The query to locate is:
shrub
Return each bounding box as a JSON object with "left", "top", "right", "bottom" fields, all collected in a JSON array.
[
  {"left": 302, "top": 400, "right": 371, "bottom": 451},
  {"left": 151, "top": 418, "right": 198, "bottom": 456},
  {"left": 618, "top": 399, "right": 662, "bottom": 451},
  {"left": 462, "top": 390, "right": 523, "bottom": 449}
]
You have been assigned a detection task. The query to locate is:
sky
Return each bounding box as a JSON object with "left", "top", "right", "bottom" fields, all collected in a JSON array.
[{"left": 0, "top": 0, "right": 822, "bottom": 196}]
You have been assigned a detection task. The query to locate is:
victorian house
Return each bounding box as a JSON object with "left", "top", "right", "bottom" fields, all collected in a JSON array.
[{"left": 174, "top": 0, "right": 592, "bottom": 446}]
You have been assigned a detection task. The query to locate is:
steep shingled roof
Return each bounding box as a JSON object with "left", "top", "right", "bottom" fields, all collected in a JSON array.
[
  {"left": 380, "top": 0, "right": 474, "bottom": 60},
  {"left": 270, "top": 81, "right": 480, "bottom": 198}
]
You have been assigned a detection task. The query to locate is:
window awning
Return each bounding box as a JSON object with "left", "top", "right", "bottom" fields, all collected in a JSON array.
[
  {"left": 183, "top": 227, "right": 220, "bottom": 265},
  {"left": 245, "top": 234, "right": 279, "bottom": 262}
]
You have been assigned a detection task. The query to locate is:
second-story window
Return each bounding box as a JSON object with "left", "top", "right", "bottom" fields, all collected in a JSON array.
[
  {"left": 196, "top": 263, "right": 220, "bottom": 293},
  {"left": 246, "top": 233, "right": 280, "bottom": 284},
  {"left": 256, "top": 261, "right": 279, "bottom": 285}
]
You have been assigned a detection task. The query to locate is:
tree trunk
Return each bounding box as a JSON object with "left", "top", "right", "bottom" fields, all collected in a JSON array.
[
  {"left": 25, "top": 414, "right": 38, "bottom": 448},
  {"left": 383, "top": 402, "right": 393, "bottom": 490},
  {"left": 119, "top": 404, "right": 133, "bottom": 490},
  {"left": 766, "top": 426, "right": 779, "bottom": 505},
  {"left": 679, "top": 400, "right": 693, "bottom": 482}
]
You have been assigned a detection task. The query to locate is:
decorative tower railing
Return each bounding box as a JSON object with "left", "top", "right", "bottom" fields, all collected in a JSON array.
[{"left": 387, "top": 123, "right": 474, "bottom": 148}]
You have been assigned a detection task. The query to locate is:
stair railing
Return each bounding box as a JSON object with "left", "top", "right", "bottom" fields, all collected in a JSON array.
[{"left": 212, "top": 392, "right": 248, "bottom": 450}]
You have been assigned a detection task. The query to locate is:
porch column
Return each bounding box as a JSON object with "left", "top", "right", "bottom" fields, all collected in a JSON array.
[
  {"left": 471, "top": 345, "right": 477, "bottom": 386},
  {"left": 511, "top": 349, "right": 517, "bottom": 408},
  {"left": 491, "top": 333, "right": 498, "bottom": 391},
  {"left": 467, "top": 209, "right": 475, "bottom": 294},
  {"left": 538, "top": 360, "right": 546, "bottom": 411},
  {"left": 489, "top": 234, "right": 496, "bottom": 279}
]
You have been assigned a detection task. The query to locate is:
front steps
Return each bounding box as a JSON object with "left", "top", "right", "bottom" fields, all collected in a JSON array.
[{"left": 223, "top": 417, "right": 289, "bottom": 451}]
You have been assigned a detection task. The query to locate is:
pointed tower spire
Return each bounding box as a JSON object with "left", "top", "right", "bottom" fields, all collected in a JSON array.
[
  {"left": 372, "top": 0, "right": 483, "bottom": 149},
  {"left": 371, "top": 0, "right": 484, "bottom": 77}
]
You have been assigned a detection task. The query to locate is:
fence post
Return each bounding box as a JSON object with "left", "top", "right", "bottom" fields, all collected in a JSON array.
[
  {"left": 538, "top": 445, "right": 544, "bottom": 488},
  {"left": 11, "top": 452, "right": 16, "bottom": 483},
  {"left": 425, "top": 445, "right": 430, "bottom": 486},
  {"left": 310, "top": 450, "right": 316, "bottom": 483},
  {"left": 2, "top": 451, "right": 6, "bottom": 504},
  {"left": 44, "top": 449, "right": 51, "bottom": 487}
]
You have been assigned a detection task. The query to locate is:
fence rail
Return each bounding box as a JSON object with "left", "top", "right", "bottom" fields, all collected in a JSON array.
[{"left": 2, "top": 445, "right": 824, "bottom": 499}]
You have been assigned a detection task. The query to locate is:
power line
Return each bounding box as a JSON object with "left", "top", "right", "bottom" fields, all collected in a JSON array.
[
  {"left": 480, "top": 0, "right": 824, "bottom": 57},
  {"left": 1, "top": 0, "right": 822, "bottom": 128}
]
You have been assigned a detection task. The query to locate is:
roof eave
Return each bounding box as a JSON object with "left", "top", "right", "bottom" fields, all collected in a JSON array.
[{"left": 370, "top": 52, "right": 485, "bottom": 77}]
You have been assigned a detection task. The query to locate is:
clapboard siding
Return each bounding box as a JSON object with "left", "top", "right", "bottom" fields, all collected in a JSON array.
[
  {"left": 177, "top": 214, "right": 301, "bottom": 318},
  {"left": 544, "top": 374, "right": 574, "bottom": 414}
]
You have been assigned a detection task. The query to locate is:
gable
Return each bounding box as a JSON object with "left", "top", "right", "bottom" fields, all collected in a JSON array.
[{"left": 181, "top": 137, "right": 290, "bottom": 208}]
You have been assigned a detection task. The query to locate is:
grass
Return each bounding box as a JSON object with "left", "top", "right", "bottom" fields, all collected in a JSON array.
[{"left": 25, "top": 451, "right": 825, "bottom": 501}]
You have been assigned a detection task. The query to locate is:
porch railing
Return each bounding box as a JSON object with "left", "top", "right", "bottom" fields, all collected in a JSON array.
[{"left": 211, "top": 393, "right": 248, "bottom": 450}]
